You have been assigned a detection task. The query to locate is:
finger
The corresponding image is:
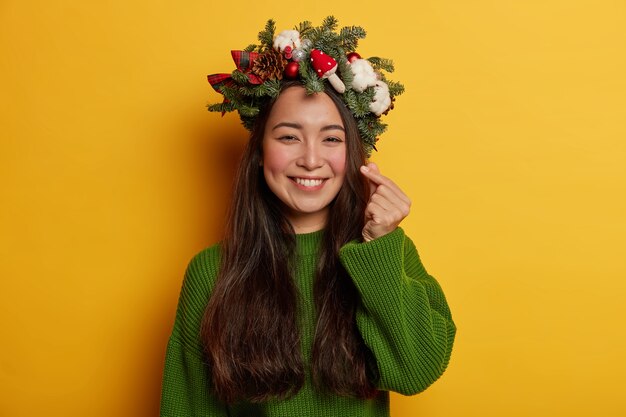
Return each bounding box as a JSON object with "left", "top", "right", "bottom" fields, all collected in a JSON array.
[
  {"left": 365, "top": 202, "right": 405, "bottom": 233},
  {"left": 366, "top": 161, "right": 380, "bottom": 174},
  {"left": 361, "top": 164, "right": 412, "bottom": 207},
  {"left": 360, "top": 165, "right": 378, "bottom": 197},
  {"left": 373, "top": 183, "right": 412, "bottom": 207},
  {"left": 360, "top": 164, "right": 391, "bottom": 197},
  {"left": 369, "top": 192, "right": 396, "bottom": 212},
  {"left": 360, "top": 165, "right": 408, "bottom": 198},
  {"left": 364, "top": 168, "right": 411, "bottom": 206},
  {"left": 360, "top": 164, "right": 387, "bottom": 186},
  {"left": 364, "top": 200, "right": 388, "bottom": 223},
  {"left": 367, "top": 198, "right": 407, "bottom": 224}
]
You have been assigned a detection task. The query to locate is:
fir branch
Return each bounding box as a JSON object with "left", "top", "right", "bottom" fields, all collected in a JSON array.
[
  {"left": 207, "top": 101, "right": 236, "bottom": 113},
  {"left": 358, "top": 118, "right": 387, "bottom": 151},
  {"left": 321, "top": 16, "right": 338, "bottom": 32},
  {"left": 258, "top": 19, "right": 276, "bottom": 50},
  {"left": 304, "top": 77, "right": 325, "bottom": 94},
  {"left": 238, "top": 103, "right": 260, "bottom": 118},
  {"left": 231, "top": 69, "right": 249, "bottom": 84},
  {"left": 298, "top": 57, "right": 323, "bottom": 93},
  {"left": 232, "top": 84, "right": 274, "bottom": 102},
  {"left": 258, "top": 78, "right": 281, "bottom": 98},
  {"left": 339, "top": 26, "right": 366, "bottom": 51},
  {"left": 350, "top": 88, "right": 376, "bottom": 117},
  {"left": 301, "top": 63, "right": 324, "bottom": 93},
  {"left": 295, "top": 20, "right": 313, "bottom": 37},
  {"left": 342, "top": 89, "right": 361, "bottom": 114},
  {"left": 368, "top": 57, "right": 395, "bottom": 73},
  {"left": 235, "top": 84, "right": 260, "bottom": 97},
  {"left": 313, "top": 32, "right": 341, "bottom": 55},
  {"left": 266, "top": 79, "right": 281, "bottom": 98},
  {"left": 219, "top": 85, "right": 242, "bottom": 103},
  {"left": 306, "top": 18, "right": 339, "bottom": 50},
  {"left": 337, "top": 49, "right": 353, "bottom": 87},
  {"left": 238, "top": 78, "right": 281, "bottom": 98},
  {"left": 243, "top": 44, "right": 257, "bottom": 52},
  {"left": 372, "top": 120, "right": 388, "bottom": 137},
  {"left": 386, "top": 80, "right": 405, "bottom": 97}
]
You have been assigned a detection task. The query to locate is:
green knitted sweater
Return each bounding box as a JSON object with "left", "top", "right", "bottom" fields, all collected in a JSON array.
[{"left": 160, "top": 228, "right": 456, "bottom": 416}]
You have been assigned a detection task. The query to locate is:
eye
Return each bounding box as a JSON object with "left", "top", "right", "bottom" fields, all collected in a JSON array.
[
  {"left": 279, "top": 135, "right": 299, "bottom": 142},
  {"left": 324, "top": 136, "right": 344, "bottom": 143}
]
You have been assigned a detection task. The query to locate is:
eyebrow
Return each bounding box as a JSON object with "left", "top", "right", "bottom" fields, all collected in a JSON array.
[
  {"left": 271, "top": 122, "right": 345, "bottom": 132},
  {"left": 321, "top": 124, "right": 345, "bottom": 132}
]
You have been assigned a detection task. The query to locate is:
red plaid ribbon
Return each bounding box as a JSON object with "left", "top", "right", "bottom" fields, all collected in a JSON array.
[{"left": 207, "top": 50, "right": 263, "bottom": 93}]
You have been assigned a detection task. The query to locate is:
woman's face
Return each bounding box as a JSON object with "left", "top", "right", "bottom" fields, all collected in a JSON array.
[{"left": 262, "top": 86, "right": 347, "bottom": 233}]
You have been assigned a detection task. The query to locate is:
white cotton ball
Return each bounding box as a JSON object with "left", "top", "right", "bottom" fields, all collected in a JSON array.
[
  {"left": 350, "top": 59, "right": 378, "bottom": 92},
  {"left": 369, "top": 81, "right": 391, "bottom": 116},
  {"left": 273, "top": 30, "right": 301, "bottom": 51}
]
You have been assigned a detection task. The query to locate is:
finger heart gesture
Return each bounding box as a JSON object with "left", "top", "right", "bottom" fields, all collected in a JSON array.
[{"left": 360, "top": 162, "right": 411, "bottom": 242}]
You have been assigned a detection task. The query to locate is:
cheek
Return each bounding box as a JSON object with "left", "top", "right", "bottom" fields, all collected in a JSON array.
[
  {"left": 328, "top": 148, "right": 347, "bottom": 177},
  {"left": 262, "top": 143, "right": 289, "bottom": 175}
]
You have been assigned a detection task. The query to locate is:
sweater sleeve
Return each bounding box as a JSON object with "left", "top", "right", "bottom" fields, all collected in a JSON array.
[
  {"left": 160, "top": 246, "right": 229, "bottom": 416},
  {"left": 339, "top": 228, "right": 456, "bottom": 395}
]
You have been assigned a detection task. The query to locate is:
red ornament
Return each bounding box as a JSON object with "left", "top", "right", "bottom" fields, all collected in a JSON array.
[
  {"left": 310, "top": 49, "right": 345, "bottom": 93},
  {"left": 284, "top": 61, "right": 299, "bottom": 79},
  {"left": 346, "top": 52, "right": 361, "bottom": 63}
]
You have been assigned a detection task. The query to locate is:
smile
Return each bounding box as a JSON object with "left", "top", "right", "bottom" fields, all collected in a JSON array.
[{"left": 290, "top": 177, "right": 327, "bottom": 189}]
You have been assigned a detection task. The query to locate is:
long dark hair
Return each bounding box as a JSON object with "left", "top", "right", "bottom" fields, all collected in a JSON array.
[{"left": 201, "top": 81, "right": 377, "bottom": 404}]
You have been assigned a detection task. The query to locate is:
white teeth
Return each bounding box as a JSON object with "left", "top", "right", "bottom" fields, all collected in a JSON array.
[{"left": 295, "top": 178, "right": 323, "bottom": 187}]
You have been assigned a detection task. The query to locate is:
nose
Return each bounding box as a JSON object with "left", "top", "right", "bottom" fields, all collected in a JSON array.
[{"left": 296, "top": 142, "right": 323, "bottom": 170}]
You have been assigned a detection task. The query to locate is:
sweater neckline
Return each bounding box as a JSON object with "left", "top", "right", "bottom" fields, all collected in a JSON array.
[{"left": 295, "top": 229, "right": 323, "bottom": 256}]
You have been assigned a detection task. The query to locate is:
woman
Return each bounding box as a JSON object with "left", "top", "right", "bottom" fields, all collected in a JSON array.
[{"left": 161, "top": 18, "right": 455, "bottom": 417}]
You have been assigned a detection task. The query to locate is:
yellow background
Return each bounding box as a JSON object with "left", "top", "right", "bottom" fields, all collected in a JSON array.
[{"left": 1, "top": 1, "right": 625, "bottom": 416}]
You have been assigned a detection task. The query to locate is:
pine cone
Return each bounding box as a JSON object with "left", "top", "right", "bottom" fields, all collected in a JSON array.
[{"left": 251, "top": 49, "right": 288, "bottom": 81}]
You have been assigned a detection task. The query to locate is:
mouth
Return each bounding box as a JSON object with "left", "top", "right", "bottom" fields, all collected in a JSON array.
[{"left": 289, "top": 177, "right": 328, "bottom": 190}]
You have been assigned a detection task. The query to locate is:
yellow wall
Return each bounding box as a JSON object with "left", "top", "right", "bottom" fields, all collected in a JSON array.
[{"left": 1, "top": 1, "right": 625, "bottom": 416}]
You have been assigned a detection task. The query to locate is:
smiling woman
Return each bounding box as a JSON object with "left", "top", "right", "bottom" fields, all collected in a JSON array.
[
  {"left": 160, "top": 17, "right": 456, "bottom": 417},
  {"left": 262, "top": 85, "right": 349, "bottom": 233}
]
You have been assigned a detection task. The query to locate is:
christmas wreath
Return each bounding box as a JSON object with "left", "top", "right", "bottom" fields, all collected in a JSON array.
[{"left": 207, "top": 16, "right": 404, "bottom": 156}]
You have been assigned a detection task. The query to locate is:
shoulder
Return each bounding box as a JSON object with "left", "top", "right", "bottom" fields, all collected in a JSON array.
[
  {"left": 184, "top": 243, "right": 222, "bottom": 294},
  {"left": 171, "top": 242, "right": 222, "bottom": 350},
  {"left": 180, "top": 243, "right": 222, "bottom": 312}
]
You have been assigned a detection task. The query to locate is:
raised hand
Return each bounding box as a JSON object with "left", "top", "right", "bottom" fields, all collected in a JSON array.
[{"left": 360, "top": 162, "right": 411, "bottom": 242}]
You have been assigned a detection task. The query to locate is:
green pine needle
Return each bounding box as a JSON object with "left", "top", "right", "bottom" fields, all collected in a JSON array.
[
  {"left": 258, "top": 19, "right": 276, "bottom": 50},
  {"left": 386, "top": 80, "right": 405, "bottom": 97},
  {"left": 368, "top": 57, "right": 395, "bottom": 73},
  {"left": 296, "top": 21, "right": 313, "bottom": 37},
  {"left": 207, "top": 102, "right": 236, "bottom": 113},
  {"left": 231, "top": 70, "right": 249, "bottom": 84},
  {"left": 339, "top": 26, "right": 366, "bottom": 51},
  {"left": 321, "top": 16, "right": 338, "bottom": 32}
]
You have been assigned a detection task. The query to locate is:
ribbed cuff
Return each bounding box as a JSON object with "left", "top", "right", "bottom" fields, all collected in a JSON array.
[{"left": 339, "top": 227, "right": 406, "bottom": 303}]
